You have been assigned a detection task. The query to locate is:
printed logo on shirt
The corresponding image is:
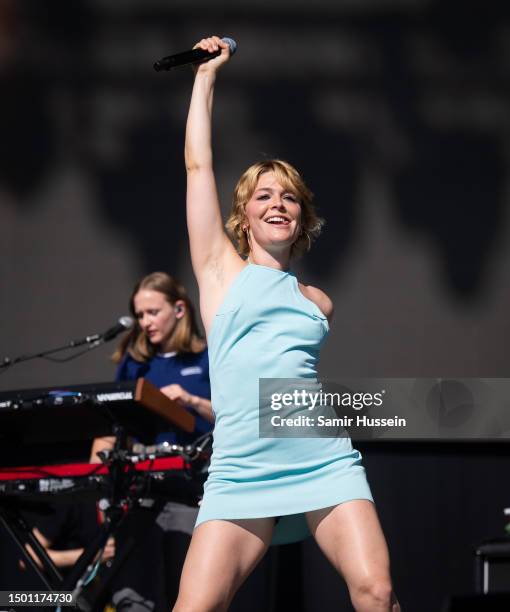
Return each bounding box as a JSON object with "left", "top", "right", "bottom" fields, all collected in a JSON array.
[{"left": 180, "top": 366, "right": 202, "bottom": 376}]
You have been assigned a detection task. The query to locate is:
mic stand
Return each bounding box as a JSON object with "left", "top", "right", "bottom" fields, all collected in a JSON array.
[
  {"left": 0, "top": 337, "right": 105, "bottom": 371},
  {"left": 63, "top": 425, "right": 137, "bottom": 611}
]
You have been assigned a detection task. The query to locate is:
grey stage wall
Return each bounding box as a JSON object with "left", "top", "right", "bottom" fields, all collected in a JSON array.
[{"left": 0, "top": 1, "right": 509, "bottom": 610}]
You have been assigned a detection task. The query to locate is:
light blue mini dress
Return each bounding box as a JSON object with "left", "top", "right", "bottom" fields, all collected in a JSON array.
[{"left": 195, "top": 263, "right": 373, "bottom": 544}]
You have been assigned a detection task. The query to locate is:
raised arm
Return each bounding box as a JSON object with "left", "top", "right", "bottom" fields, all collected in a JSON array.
[
  {"left": 185, "top": 38, "right": 234, "bottom": 275},
  {"left": 185, "top": 36, "right": 245, "bottom": 331}
]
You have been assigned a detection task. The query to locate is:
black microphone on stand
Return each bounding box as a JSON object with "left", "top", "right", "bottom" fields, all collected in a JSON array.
[
  {"left": 153, "top": 37, "right": 237, "bottom": 72},
  {"left": 102, "top": 316, "right": 135, "bottom": 342},
  {"left": 70, "top": 316, "right": 134, "bottom": 347}
]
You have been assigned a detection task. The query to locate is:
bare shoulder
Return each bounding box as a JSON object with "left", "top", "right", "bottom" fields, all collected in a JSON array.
[{"left": 298, "top": 283, "right": 334, "bottom": 322}]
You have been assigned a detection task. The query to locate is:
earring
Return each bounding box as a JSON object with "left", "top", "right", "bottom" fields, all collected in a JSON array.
[{"left": 300, "top": 229, "right": 312, "bottom": 251}]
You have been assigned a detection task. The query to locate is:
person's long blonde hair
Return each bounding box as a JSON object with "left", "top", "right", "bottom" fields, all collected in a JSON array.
[
  {"left": 112, "top": 272, "right": 205, "bottom": 364},
  {"left": 225, "top": 159, "right": 324, "bottom": 257}
]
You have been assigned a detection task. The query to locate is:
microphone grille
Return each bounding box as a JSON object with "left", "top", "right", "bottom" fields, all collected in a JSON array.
[
  {"left": 119, "top": 315, "right": 134, "bottom": 330},
  {"left": 222, "top": 37, "right": 237, "bottom": 56}
]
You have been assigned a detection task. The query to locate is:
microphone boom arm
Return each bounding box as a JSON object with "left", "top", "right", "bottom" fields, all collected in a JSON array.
[{"left": 0, "top": 317, "right": 133, "bottom": 371}]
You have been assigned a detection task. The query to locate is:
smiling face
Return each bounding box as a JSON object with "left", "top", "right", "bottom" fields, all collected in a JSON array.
[
  {"left": 244, "top": 172, "right": 302, "bottom": 255},
  {"left": 133, "top": 289, "right": 182, "bottom": 351},
  {"left": 226, "top": 159, "right": 323, "bottom": 259}
]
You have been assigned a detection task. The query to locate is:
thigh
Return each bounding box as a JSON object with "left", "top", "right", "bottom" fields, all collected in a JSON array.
[
  {"left": 175, "top": 518, "right": 274, "bottom": 611},
  {"left": 305, "top": 500, "right": 391, "bottom": 588}
]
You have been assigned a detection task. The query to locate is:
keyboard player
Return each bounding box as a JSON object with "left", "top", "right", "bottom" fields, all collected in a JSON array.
[{"left": 90, "top": 272, "right": 213, "bottom": 611}]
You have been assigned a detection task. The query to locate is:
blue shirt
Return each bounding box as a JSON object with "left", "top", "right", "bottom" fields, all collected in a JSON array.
[{"left": 116, "top": 348, "right": 212, "bottom": 445}]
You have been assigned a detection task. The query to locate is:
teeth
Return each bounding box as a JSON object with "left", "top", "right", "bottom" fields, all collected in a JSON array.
[{"left": 266, "top": 217, "right": 288, "bottom": 224}]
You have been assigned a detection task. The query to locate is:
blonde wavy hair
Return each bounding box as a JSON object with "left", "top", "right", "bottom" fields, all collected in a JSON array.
[
  {"left": 112, "top": 272, "right": 205, "bottom": 364},
  {"left": 225, "top": 159, "right": 324, "bottom": 257}
]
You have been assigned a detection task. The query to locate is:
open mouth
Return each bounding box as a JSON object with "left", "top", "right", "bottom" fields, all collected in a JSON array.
[{"left": 265, "top": 216, "right": 290, "bottom": 225}]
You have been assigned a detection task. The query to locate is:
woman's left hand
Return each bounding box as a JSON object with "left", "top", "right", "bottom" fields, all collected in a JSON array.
[{"left": 160, "top": 383, "right": 195, "bottom": 407}]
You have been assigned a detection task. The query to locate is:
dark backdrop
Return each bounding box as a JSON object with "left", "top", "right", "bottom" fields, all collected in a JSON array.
[{"left": 1, "top": 1, "right": 509, "bottom": 610}]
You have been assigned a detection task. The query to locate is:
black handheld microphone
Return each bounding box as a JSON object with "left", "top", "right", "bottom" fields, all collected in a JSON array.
[{"left": 153, "top": 37, "right": 237, "bottom": 72}]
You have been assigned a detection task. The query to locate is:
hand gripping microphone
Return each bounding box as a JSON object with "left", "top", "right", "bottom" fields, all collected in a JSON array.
[{"left": 153, "top": 37, "right": 237, "bottom": 72}]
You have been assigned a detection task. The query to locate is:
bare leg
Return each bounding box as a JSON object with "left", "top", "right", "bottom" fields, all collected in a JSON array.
[
  {"left": 306, "top": 500, "right": 400, "bottom": 611},
  {"left": 173, "top": 518, "right": 274, "bottom": 612}
]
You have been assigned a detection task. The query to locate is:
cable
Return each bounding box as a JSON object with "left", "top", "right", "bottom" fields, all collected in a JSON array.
[
  {"left": 82, "top": 557, "right": 101, "bottom": 585},
  {"left": 40, "top": 347, "right": 98, "bottom": 363}
]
